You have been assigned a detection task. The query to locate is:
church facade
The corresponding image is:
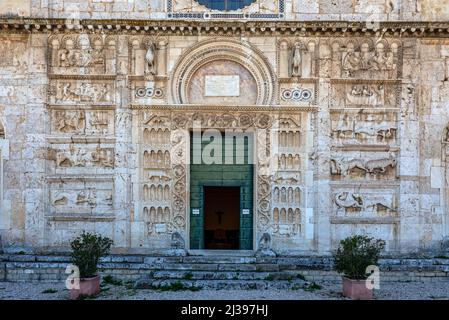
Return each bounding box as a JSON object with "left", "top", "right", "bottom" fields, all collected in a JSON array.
[{"left": 0, "top": 0, "right": 449, "bottom": 256}]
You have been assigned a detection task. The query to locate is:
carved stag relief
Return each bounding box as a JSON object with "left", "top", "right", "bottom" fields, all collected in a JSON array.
[{"left": 49, "top": 34, "right": 117, "bottom": 74}]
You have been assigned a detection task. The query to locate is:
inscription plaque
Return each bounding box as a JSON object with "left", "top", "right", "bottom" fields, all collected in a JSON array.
[{"left": 205, "top": 75, "right": 240, "bottom": 97}]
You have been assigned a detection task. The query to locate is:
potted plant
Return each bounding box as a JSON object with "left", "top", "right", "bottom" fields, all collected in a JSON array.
[
  {"left": 333, "top": 235, "right": 385, "bottom": 300},
  {"left": 68, "top": 231, "right": 113, "bottom": 299}
]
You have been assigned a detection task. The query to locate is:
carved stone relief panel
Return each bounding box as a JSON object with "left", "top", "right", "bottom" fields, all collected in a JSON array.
[
  {"left": 129, "top": 36, "right": 168, "bottom": 78},
  {"left": 330, "top": 39, "right": 402, "bottom": 79},
  {"left": 331, "top": 80, "right": 400, "bottom": 108},
  {"left": 50, "top": 109, "right": 115, "bottom": 135},
  {"left": 269, "top": 114, "right": 305, "bottom": 238},
  {"left": 49, "top": 144, "right": 115, "bottom": 173},
  {"left": 332, "top": 187, "right": 398, "bottom": 218},
  {"left": 277, "top": 39, "right": 318, "bottom": 79},
  {"left": 139, "top": 111, "right": 176, "bottom": 237},
  {"left": 49, "top": 80, "right": 115, "bottom": 104},
  {"left": 48, "top": 34, "right": 117, "bottom": 75},
  {"left": 0, "top": 35, "right": 28, "bottom": 72},
  {"left": 49, "top": 179, "right": 114, "bottom": 216},
  {"left": 330, "top": 151, "right": 397, "bottom": 181},
  {"left": 330, "top": 110, "right": 398, "bottom": 146}
]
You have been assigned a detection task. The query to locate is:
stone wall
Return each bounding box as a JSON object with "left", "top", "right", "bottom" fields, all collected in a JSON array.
[
  {"left": 0, "top": 2, "right": 448, "bottom": 256},
  {"left": 1, "top": 0, "right": 449, "bottom": 21}
]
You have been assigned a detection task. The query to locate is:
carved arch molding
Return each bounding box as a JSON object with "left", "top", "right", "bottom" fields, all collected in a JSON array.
[{"left": 170, "top": 38, "right": 277, "bottom": 105}]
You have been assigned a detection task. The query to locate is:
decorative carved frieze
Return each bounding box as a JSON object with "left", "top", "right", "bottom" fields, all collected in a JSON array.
[
  {"left": 330, "top": 153, "right": 397, "bottom": 180},
  {"left": 330, "top": 110, "right": 398, "bottom": 145},
  {"left": 49, "top": 179, "right": 114, "bottom": 216},
  {"left": 48, "top": 34, "right": 117, "bottom": 74},
  {"left": 331, "top": 80, "right": 401, "bottom": 108},
  {"left": 49, "top": 80, "right": 115, "bottom": 104},
  {"left": 330, "top": 39, "right": 402, "bottom": 79},
  {"left": 51, "top": 145, "right": 115, "bottom": 169},
  {"left": 333, "top": 190, "right": 398, "bottom": 217},
  {"left": 50, "top": 109, "right": 114, "bottom": 135}
]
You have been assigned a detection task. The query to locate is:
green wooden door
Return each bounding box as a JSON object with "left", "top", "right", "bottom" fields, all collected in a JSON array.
[{"left": 189, "top": 132, "right": 253, "bottom": 250}]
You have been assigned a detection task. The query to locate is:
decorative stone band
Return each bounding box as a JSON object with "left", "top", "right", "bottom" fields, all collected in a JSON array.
[
  {"left": 281, "top": 88, "right": 313, "bottom": 102},
  {"left": 0, "top": 18, "right": 449, "bottom": 38},
  {"left": 135, "top": 87, "right": 164, "bottom": 99}
]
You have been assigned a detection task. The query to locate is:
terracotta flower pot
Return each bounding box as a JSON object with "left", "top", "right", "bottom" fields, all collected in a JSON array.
[
  {"left": 342, "top": 276, "right": 373, "bottom": 300},
  {"left": 69, "top": 275, "right": 101, "bottom": 300}
]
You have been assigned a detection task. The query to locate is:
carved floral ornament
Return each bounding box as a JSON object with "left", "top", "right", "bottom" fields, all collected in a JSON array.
[{"left": 170, "top": 38, "right": 276, "bottom": 105}]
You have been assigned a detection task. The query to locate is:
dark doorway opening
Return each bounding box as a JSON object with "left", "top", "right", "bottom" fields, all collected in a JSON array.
[{"left": 204, "top": 186, "right": 240, "bottom": 249}]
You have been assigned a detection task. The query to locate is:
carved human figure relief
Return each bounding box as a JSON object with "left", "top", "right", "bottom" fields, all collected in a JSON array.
[
  {"left": 291, "top": 42, "right": 302, "bottom": 77},
  {"left": 144, "top": 42, "right": 156, "bottom": 77}
]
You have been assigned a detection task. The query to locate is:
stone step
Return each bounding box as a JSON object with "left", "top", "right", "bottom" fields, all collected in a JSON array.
[
  {"left": 134, "top": 278, "right": 308, "bottom": 290},
  {"left": 150, "top": 270, "right": 307, "bottom": 281},
  {"left": 182, "top": 255, "right": 257, "bottom": 264},
  {"left": 155, "top": 263, "right": 280, "bottom": 272}
]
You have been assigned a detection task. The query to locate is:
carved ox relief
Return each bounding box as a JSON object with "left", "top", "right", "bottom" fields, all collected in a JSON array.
[
  {"left": 330, "top": 154, "right": 397, "bottom": 178},
  {"left": 334, "top": 191, "right": 397, "bottom": 215}
]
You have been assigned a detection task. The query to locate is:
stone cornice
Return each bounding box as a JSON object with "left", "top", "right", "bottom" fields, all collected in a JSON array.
[
  {"left": 0, "top": 18, "right": 448, "bottom": 37},
  {"left": 131, "top": 104, "right": 319, "bottom": 112}
]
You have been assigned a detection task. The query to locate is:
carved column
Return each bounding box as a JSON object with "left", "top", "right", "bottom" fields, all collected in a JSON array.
[
  {"left": 279, "top": 40, "right": 290, "bottom": 78},
  {"left": 157, "top": 39, "right": 168, "bottom": 77}
]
